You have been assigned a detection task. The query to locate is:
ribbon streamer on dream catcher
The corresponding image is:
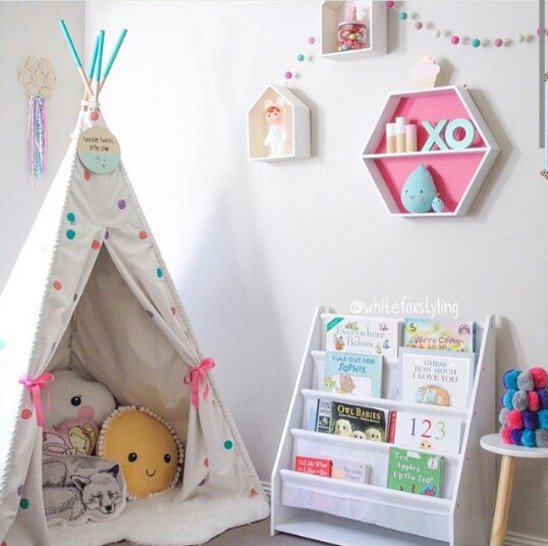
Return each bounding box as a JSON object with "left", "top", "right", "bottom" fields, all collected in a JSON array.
[{"left": 19, "top": 55, "right": 56, "bottom": 186}]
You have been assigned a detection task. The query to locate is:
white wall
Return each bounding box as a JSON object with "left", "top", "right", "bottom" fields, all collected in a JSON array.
[
  {"left": 1, "top": 0, "right": 546, "bottom": 540},
  {"left": 0, "top": 1, "right": 84, "bottom": 288}
]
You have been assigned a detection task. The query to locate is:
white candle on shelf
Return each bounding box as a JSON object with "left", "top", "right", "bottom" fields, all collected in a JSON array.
[
  {"left": 405, "top": 124, "right": 417, "bottom": 152},
  {"left": 386, "top": 123, "right": 397, "bottom": 153},
  {"left": 395, "top": 117, "right": 406, "bottom": 153}
]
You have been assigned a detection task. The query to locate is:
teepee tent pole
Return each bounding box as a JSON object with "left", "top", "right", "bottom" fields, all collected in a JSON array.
[
  {"left": 100, "top": 28, "right": 128, "bottom": 92},
  {"left": 93, "top": 30, "right": 105, "bottom": 103},
  {"left": 88, "top": 35, "right": 100, "bottom": 81},
  {"left": 58, "top": 19, "right": 93, "bottom": 98}
]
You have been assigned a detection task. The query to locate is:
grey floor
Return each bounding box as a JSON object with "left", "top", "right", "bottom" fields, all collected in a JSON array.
[{"left": 116, "top": 518, "right": 325, "bottom": 545}]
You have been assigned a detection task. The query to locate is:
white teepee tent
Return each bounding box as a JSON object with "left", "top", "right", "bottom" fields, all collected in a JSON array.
[{"left": 0, "top": 22, "right": 269, "bottom": 546}]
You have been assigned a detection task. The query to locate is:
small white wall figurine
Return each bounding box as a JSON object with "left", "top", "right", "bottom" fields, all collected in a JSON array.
[{"left": 263, "top": 97, "right": 287, "bottom": 157}]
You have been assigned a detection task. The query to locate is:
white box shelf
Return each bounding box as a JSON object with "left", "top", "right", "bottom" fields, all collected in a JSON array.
[
  {"left": 271, "top": 306, "right": 497, "bottom": 546},
  {"left": 321, "top": 1, "right": 387, "bottom": 60}
]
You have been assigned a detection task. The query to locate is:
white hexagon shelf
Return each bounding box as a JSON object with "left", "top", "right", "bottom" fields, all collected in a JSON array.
[{"left": 362, "top": 86, "right": 500, "bottom": 217}]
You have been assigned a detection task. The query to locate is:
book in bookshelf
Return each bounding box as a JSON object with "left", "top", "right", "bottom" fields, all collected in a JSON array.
[
  {"left": 388, "top": 410, "right": 463, "bottom": 453},
  {"left": 403, "top": 318, "right": 474, "bottom": 353},
  {"left": 324, "top": 314, "right": 400, "bottom": 361},
  {"left": 323, "top": 352, "right": 383, "bottom": 398},
  {"left": 315, "top": 399, "right": 388, "bottom": 442},
  {"left": 294, "top": 455, "right": 332, "bottom": 477},
  {"left": 387, "top": 447, "right": 444, "bottom": 497},
  {"left": 399, "top": 348, "right": 475, "bottom": 410},
  {"left": 331, "top": 458, "right": 369, "bottom": 484}
]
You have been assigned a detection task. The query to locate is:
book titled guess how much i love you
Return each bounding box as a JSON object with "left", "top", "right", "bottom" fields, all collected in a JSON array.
[
  {"left": 324, "top": 314, "right": 400, "bottom": 361},
  {"left": 400, "top": 348, "right": 475, "bottom": 410}
]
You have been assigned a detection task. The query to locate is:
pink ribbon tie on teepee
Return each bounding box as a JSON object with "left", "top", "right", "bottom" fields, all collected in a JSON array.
[
  {"left": 19, "top": 372, "right": 55, "bottom": 427},
  {"left": 184, "top": 358, "right": 215, "bottom": 409}
]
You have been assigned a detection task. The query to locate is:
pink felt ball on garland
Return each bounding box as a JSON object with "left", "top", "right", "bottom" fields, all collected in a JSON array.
[
  {"left": 307, "top": 36, "right": 316, "bottom": 45},
  {"left": 386, "top": 0, "right": 395, "bottom": 7},
  {"left": 415, "top": 21, "right": 423, "bottom": 30},
  {"left": 450, "top": 36, "right": 460, "bottom": 45},
  {"left": 494, "top": 38, "right": 503, "bottom": 47},
  {"left": 284, "top": 71, "right": 293, "bottom": 80}
]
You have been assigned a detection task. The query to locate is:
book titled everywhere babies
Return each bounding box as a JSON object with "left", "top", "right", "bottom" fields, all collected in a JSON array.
[{"left": 324, "top": 314, "right": 400, "bottom": 361}]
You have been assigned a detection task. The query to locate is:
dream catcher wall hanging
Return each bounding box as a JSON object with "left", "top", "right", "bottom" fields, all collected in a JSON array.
[{"left": 19, "top": 55, "right": 56, "bottom": 186}]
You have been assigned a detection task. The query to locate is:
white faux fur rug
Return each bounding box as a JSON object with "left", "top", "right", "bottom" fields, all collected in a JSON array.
[{"left": 47, "top": 490, "right": 270, "bottom": 546}]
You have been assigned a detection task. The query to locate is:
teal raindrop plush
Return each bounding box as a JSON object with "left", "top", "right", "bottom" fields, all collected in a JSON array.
[{"left": 401, "top": 164, "right": 444, "bottom": 213}]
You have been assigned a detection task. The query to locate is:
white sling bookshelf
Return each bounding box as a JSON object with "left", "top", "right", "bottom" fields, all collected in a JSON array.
[{"left": 271, "top": 306, "right": 496, "bottom": 546}]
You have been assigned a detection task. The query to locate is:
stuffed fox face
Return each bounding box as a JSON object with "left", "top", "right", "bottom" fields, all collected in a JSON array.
[{"left": 98, "top": 406, "right": 183, "bottom": 498}]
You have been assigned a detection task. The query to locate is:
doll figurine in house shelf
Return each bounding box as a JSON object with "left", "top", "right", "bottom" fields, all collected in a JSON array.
[{"left": 263, "top": 97, "right": 287, "bottom": 157}]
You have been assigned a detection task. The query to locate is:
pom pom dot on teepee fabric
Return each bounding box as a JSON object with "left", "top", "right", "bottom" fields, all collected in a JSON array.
[
  {"left": 198, "top": 479, "right": 206, "bottom": 486},
  {"left": 223, "top": 440, "right": 234, "bottom": 450},
  {"left": 17, "top": 485, "right": 25, "bottom": 496},
  {"left": 145, "top": 310, "right": 153, "bottom": 319},
  {"left": 84, "top": 170, "right": 91, "bottom": 181},
  {"left": 156, "top": 268, "right": 164, "bottom": 278},
  {"left": 21, "top": 409, "right": 32, "bottom": 420},
  {"left": 250, "top": 488, "right": 258, "bottom": 496},
  {"left": 52, "top": 280, "right": 62, "bottom": 291},
  {"left": 90, "top": 111, "right": 100, "bottom": 121},
  {"left": 91, "top": 240, "right": 101, "bottom": 250},
  {"left": 386, "top": 0, "right": 394, "bottom": 7},
  {"left": 139, "top": 230, "right": 148, "bottom": 240},
  {"left": 117, "top": 199, "right": 126, "bottom": 210},
  {"left": 66, "top": 230, "right": 76, "bottom": 240},
  {"left": 170, "top": 306, "right": 177, "bottom": 315},
  {"left": 66, "top": 212, "right": 76, "bottom": 223},
  {"left": 19, "top": 498, "right": 29, "bottom": 510},
  {"left": 203, "top": 458, "right": 209, "bottom": 468}
]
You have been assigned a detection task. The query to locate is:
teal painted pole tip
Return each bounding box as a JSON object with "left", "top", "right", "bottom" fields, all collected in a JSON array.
[
  {"left": 88, "top": 35, "right": 100, "bottom": 80},
  {"left": 103, "top": 28, "right": 128, "bottom": 79},
  {"left": 94, "top": 30, "right": 105, "bottom": 82},
  {"left": 59, "top": 19, "right": 82, "bottom": 68}
]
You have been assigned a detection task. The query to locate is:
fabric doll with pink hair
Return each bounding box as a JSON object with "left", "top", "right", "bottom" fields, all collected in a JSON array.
[{"left": 263, "top": 97, "right": 287, "bottom": 157}]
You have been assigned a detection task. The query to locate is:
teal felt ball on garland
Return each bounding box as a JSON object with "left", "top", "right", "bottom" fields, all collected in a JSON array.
[
  {"left": 399, "top": 11, "right": 408, "bottom": 20},
  {"left": 471, "top": 38, "right": 481, "bottom": 48}
]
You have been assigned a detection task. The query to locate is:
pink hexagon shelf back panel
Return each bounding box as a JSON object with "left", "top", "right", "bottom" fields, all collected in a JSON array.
[{"left": 363, "top": 86, "right": 499, "bottom": 217}]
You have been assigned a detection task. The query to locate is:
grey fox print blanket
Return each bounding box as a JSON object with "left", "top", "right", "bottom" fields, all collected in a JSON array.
[{"left": 42, "top": 454, "right": 127, "bottom": 525}]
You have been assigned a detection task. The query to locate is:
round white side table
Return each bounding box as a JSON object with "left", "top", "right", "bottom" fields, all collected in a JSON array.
[{"left": 480, "top": 433, "right": 548, "bottom": 546}]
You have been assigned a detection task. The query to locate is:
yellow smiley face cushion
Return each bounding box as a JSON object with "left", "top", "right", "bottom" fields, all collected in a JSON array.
[{"left": 98, "top": 406, "right": 184, "bottom": 499}]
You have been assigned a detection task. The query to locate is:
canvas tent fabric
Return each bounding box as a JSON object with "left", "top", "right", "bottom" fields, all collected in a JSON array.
[{"left": 0, "top": 109, "right": 269, "bottom": 546}]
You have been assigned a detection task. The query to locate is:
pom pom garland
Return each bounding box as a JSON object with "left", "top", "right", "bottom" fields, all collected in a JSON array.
[
  {"left": 500, "top": 366, "right": 548, "bottom": 447},
  {"left": 530, "top": 367, "right": 548, "bottom": 389},
  {"left": 503, "top": 369, "right": 520, "bottom": 390},
  {"left": 536, "top": 429, "right": 548, "bottom": 448},
  {"left": 528, "top": 390, "right": 540, "bottom": 412},
  {"left": 507, "top": 409, "right": 523, "bottom": 430},
  {"left": 522, "top": 410, "right": 539, "bottom": 430},
  {"left": 517, "top": 371, "right": 534, "bottom": 392},
  {"left": 512, "top": 390, "right": 528, "bottom": 411}
]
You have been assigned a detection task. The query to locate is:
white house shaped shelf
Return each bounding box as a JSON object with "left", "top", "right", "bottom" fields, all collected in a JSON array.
[
  {"left": 248, "top": 85, "right": 311, "bottom": 162},
  {"left": 362, "top": 86, "right": 500, "bottom": 217}
]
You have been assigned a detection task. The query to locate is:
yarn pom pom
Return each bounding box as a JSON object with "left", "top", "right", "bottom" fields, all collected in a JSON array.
[
  {"left": 522, "top": 410, "right": 539, "bottom": 430},
  {"left": 503, "top": 369, "right": 520, "bottom": 390},
  {"left": 529, "top": 367, "right": 548, "bottom": 389},
  {"left": 498, "top": 407, "right": 509, "bottom": 426},
  {"left": 527, "top": 390, "right": 540, "bottom": 412},
  {"left": 507, "top": 409, "right": 523, "bottom": 430},
  {"left": 510, "top": 429, "right": 523, "bottom": 445},
  {"left": 538, "top": 388, "right": 548, "bottom": 409},
  {"left": 502, "top": 390, "right": 516, "bottom": 410},
  {"left": 517, "top": 371, "right": 534, "bottom": 392},
  {"left": 538, "top": 409, "right": 548, "bottom": 429},
  {"left": 512, "top": 390, "right": 528, "bottom": 411},
  {"left": 500, "top": 426, "right": 512, "bottom": 444},
  {"left": 521, "top": 429, "right": 536, "bottom": 447},
  {"left": 535, "top": 428, "right": 548, "bottom": 448}
]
